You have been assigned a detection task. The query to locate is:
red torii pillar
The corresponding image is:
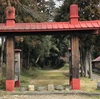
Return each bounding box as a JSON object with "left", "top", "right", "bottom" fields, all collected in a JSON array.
[
  {"left": 5, "top": 6, "right": 15, "bottom": 91},
  {"left": 70, "top": 4, "right": 80, "bottom": 90}
]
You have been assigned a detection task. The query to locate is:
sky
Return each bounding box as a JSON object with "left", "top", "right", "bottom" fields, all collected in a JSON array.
[
  {"left": 45, "top": 0, "right": 64, "bottom": 8},
  {"left": 54, "top": 0, "right": 64, "bottom": 7}
]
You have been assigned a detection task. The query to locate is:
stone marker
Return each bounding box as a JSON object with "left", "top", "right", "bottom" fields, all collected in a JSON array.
[
  {"left": 55, "top": 85, "right": 64, "bottom": 91},
  {"left": 28, "top": 85, "right": 35, "bottom": 91},
  {"left": 37, "top": 86, "right": 47, "bottom": 91},
  {"left": 20, "top": 87, "right": 27, "bottom": 92},
  {"left": 48, "top": 84, "right": 55, "bottom": 91}
]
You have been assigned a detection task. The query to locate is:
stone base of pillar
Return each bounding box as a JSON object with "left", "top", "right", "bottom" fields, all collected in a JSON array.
[
  {"left": 6, "top": 80, "right": 15, "bottom": 91},
  {"left": 71, "top": 78, "right": 80, "bottom": 90},
  {"left": 15, "top": 80, "right": 20, "bottom": 87}
]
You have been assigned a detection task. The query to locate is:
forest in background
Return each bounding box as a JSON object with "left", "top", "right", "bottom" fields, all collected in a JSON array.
[{"left": 0, "top": 0, "right": 100, "bottom": 78}]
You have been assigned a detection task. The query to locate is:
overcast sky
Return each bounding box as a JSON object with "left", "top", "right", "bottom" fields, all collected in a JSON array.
[
  {"left": 45, "top": 0, "right": 64, "bottom": 7},
  {"left": 54, "top": 0, "right": 63, "bottom": 7}
]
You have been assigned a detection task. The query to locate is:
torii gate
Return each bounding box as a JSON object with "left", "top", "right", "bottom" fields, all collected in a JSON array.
[{"left": 0, "top": 4, "right": 100, "bottom": 91}]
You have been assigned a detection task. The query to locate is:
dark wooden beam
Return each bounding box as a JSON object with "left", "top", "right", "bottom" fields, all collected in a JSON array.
[
  {"left": 6, "top": 35, "right": 15, "bottom": 91},
  {"left": 71, "top": 35, "right": 80, "bottom": 90},
  {"left": 71, "top": 35, "right": 79, "bottom": 78}
]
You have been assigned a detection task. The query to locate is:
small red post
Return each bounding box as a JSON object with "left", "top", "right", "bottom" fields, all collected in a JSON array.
[
  {"left": 71, "top": 78, "right": 80, "bottom": 90},
  {"left": 5, "top": 5, "right": 15, "bottom": 26},
  {"left": 15, "top": 80, "right": 20, "bottom": 87},
  {"left": 70, "top": 4, "right": 79, "bottom": 24}
]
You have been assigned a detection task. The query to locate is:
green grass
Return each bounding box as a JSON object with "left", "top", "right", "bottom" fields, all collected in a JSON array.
[
  {"left": 81, "top": 77, "right": 97, "bottom": 92},
  {"left": 20, "top": 64, "right": 100, "bottom": 93},
  {"left": 1, "top": 64, "right": 100, "bottom": 93},
  {"left": 20, "top": 66, "right": 68, "bottom": 86}
]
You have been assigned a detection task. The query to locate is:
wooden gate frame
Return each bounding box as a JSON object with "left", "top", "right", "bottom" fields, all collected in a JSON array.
[{"left": 0, "top": 4, "right": 100, "bottom": 91}]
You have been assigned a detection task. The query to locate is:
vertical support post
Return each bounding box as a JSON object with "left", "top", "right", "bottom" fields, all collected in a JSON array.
[
  {"left": 69, "top": 4, "right": 80, "bottom": 90},
  {"left": 5, "top": 4, "right": 15, "bottom": 92},
  {"left": 71, "top": 35, "right": 80, "bottom": 90},
  {"left": 15, "top": 49, "right": 21, "bottom": 87},
  {"left": 6, "top": 36, "right": 15, "bottom": 91}
]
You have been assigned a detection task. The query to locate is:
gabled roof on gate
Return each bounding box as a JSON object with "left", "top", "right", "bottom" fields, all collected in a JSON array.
[
  {"left": 92, "top": 56, "right": 100, "bottom": 62},
  {"left": 0, "top": 20, "right": 100, "bottom": 32}
]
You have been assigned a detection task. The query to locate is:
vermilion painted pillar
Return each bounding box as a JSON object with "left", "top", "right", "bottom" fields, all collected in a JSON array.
[
  {"left": 71, "top": 35, "right": 80, "bottom": 90},
  {"left": 6, "top": 36, "right": 15, "bottom": 91},
  {"left": 70, "top": 4, "right": 80, "bottom": 90},
  {"left": 5, "top": 5, "right": 15, "bottom": 91}
]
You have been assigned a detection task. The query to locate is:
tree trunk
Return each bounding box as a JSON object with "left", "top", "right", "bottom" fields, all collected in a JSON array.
[
  {"left": 35, "top": 55, "right": 40, "bottom": 63},
  {"left": 84, "top": 48, "right": 92, "bottom": 78},
  {"left": 27, "top": 47, "right": 30, "bottom": 69},
  {"left": 33, "top": 0, "right": 37, "bottom": 12},
  {"left": 80, "top": 49, "right": 84, "bottom": 77},
  {"left": 42, "top": 0, "right": 45, "bottom": 12},
  {"left": 0, "top": 37, "right": 5, "bottom": 78},
  {"left": 88, "top": 49, "right": 92, "bottom": 79},
  {"left": 84, "top": 50, "right": 89, "bottom": 77}
]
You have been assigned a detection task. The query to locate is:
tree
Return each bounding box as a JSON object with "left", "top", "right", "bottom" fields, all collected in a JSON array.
[
  {"left": 0, "top": 37, "right": 5, "bottom": 78},
  {"left": 54, "top": 0, "right": 70, "bottom": 22},
  {"left": 54, "top": 0, "right": 100, "bottom": 78},
  {"left": 78, "top": 0, "right": 100, "bottom": 78}
]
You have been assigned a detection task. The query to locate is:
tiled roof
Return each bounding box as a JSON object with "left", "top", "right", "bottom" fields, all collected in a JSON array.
[
  {"left": 0, "top": 20, "right": 100, "bottom": 32},
  {"left": 92, "top": 56, "right": 100, "bottom": 62}
]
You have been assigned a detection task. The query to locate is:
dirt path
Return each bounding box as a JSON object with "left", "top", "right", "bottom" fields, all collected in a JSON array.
[
  {"left": 0, "top": 94, "right": 96, "bottom": 99},
  {"left": 47, "top": 70, "right": 68, "bottom": 73}
]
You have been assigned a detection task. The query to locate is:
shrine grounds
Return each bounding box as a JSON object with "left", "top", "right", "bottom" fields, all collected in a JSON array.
[
  {"left": 0, "top": 94, "right": 100, "bottom": 99},
  {"left": 20, "top": 64, "right": 100, "bottom": 92},
  {"left": 0, "top": 64, "right": 100, "bottom": 99}
]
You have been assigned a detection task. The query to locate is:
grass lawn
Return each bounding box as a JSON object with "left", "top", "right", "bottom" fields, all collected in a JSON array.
[
  {"left": 20, "top": 64, "right": 100, "bottom": 93},
  {"left": 20, "top": 65, "right": 69, "bottom": 86},
  {"left": 81, "top": 77, "right": 97, "bottom": 92},
  {"left": 0, "top": 64, "right": 100, "bottom": 94}
]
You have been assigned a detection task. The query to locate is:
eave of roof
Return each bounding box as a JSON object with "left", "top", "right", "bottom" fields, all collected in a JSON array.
[
  {"left": 92, "top": 56, "right": 100, "bottom": 62},
  {"left": 0, "top": 20, "right": 100, "bottom": 33}
]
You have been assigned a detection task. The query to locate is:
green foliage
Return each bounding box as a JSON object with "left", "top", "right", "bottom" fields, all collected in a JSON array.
[
  {"left": 78, "top": 0, "right": 100, "bottom": 59},
  {"left": 93, "top": 34, "right": 100, "bottom": 57},
  {"left": 54, "top": 0, "right": 70, "bottom": 22},
  {"left": 54, "top": 0, "right": 100, "bottom": 72},
  {"left": 78, "top": 0, "right": 100, "bottom": 20}
]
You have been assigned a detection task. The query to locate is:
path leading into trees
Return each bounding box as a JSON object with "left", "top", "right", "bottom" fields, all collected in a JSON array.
[{"left": 27, "top": 68, "right": 69, "bottom": 86}]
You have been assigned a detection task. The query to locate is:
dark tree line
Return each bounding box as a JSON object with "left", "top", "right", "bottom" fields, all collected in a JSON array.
[{"left": 54, "top": 0, "right": 100, "bottom": 78}]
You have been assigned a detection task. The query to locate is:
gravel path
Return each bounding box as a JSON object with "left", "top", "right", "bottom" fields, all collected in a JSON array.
[{"left": 0, "top": 95, "right": 94, "bottom": 99}]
